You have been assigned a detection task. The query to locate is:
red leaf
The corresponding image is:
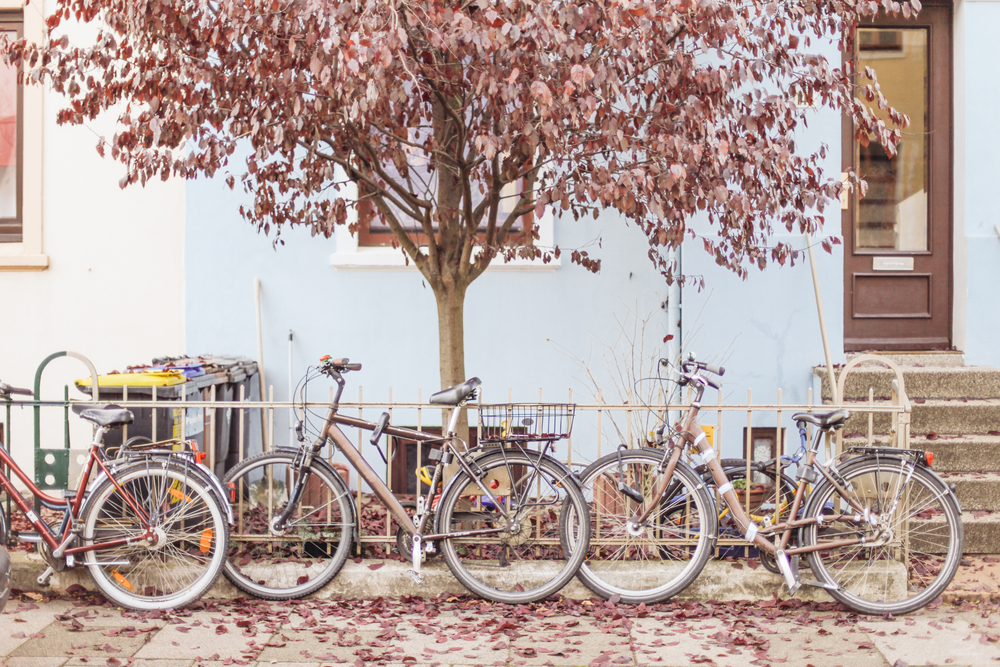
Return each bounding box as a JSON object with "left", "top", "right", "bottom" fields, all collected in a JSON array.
[{"left": 368, "top": 563, "right": 384, "bottom": 571}]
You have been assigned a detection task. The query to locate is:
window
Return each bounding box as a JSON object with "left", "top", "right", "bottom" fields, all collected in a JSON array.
[
  {"left": 331, "top": 179, "right": 558, "bottom": 271},
  {"left": 0, "top": 2, "right": 46, "bottom": 270},
  {"left": 0, "top": 16, "right": 21, "bottom": 242},
  {"left": 855, "top": 28, "right": 928, "bottom": 252}
]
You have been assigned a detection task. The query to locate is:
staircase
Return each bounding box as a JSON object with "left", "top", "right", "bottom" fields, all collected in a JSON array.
[{"left": 816, "top": 352, "right": 1000, "bottom": 554}]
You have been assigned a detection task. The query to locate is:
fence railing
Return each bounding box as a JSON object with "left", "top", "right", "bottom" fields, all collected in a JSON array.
[
  {"left": 4, "top": 360, "right": 911, "bottom": 556},
  {"left": 4, "top": 370, "right": 910, "bottom": 560}
]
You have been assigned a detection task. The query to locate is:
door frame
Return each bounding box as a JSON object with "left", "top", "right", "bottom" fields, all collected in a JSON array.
[{"left": 842, "top": 1, "right": 954, "bottom": 352}]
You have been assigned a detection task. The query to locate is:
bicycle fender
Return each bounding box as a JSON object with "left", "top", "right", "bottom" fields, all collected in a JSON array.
[{"left": 836, "top": 454, "right": 961, "bottom": 508}]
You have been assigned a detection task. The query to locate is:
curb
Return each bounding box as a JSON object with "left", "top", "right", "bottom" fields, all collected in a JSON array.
[{"left": 9, "top": 551, "right": 839, "bottom": 603}]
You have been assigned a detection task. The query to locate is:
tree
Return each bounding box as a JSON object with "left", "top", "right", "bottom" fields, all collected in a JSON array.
[{"left": 3, "top": 0, "right": 912, "bottom": 395}]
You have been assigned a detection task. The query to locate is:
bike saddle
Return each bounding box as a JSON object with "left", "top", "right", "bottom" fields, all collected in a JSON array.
[
  {"left": 429, "top": 377, "right": 482, "bottom": 405},
  {"left": 791, "top": 409, "right": 851, "bottom": 429},
  {"left": 72, "top": 403, "right": 134, "bottom": 429}
]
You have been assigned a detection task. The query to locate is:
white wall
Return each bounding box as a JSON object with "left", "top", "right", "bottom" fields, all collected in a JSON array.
[{"left": 1, "top": 77, "right": 185, "bottom": 473}]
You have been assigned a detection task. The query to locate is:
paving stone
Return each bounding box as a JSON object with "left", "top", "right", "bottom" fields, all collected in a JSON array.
[
  {"left": 2, "top": 658, "right": 68, "bottom": 667},
  {"left": 132, "top": 615, "right": 266, "bottom": 662},
  {"left": 1, "top": 599, "right": 74, "bottom": 657},
  {"left": 765, "top": 632, "right": 889, "bottom": 666},
  {"left": 863, "top": 613, "right": 1000, "bottom": 667},
  {"left": 254, "top": 627, "right": 382, "bottom": 663},
  {"left": 65, "top": 661, "right": 194, "bottom": 667},
  {"left": 7, "top": 619, "right": 149, "bottom": 659}
]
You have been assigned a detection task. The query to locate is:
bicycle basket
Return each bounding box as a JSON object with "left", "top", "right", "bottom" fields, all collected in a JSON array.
[{"left": 477, "top": 404, "right": 575, "bottom": 443}]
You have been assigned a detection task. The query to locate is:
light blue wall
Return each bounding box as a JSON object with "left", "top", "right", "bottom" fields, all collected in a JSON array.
[
  {"left": 960, "top": 1, "right": 1000, "bottom": 367},
  {"left": 185, "top": 175, "right": 671, "bottom": 461}
]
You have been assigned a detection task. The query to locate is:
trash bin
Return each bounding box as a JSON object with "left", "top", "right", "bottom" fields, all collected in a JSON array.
[{"left": 75, "top": 356, "right": 259, "bottom": 477}]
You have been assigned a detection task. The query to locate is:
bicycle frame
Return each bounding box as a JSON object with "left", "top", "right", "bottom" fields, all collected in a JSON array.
[
  {"left": 0, "top": 425, "right": 156, "bottom": 556},
  {"left": 629, "top": 374, "right": 879, "bottom": 574}
]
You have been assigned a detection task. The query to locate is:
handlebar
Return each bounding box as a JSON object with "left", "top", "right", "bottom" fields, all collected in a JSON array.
[
  {"left": 319, "top": 356, "right": 362, "bottom": 373},
  {"left": 682, "top": 360, "right": 725, "bottom": 377},
  {"left": 0, "top": 381, "right": 33, "bottom": 397}
]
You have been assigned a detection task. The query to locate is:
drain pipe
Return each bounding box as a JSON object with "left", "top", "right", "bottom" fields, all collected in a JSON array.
[
  {"left": 666, "top": 245, "right": 682, "bottom": 424},
  {"left": 805, "top": 234, "right": 838, "bottom": 405}
]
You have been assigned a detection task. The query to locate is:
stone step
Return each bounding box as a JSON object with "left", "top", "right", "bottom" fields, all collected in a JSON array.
[
  {"left": 912, "top": 511, "right": 1000, "bottom": 554},
  {"left": 843, "top": 435, "right": 1000, "bottom": 473},
  {"left": 955, "top": 511, "right": 1000, "bottom": 554},
  {"left": 845, "top": 352, "right": 967, "bottom": 367},
  {"left": 839, "top": 399, "right": 1000, "bottom": 437},
  {"left": 815, "top": 365, "right": 1000, "bottom": 401},
  {"left": 939, "top": 473, "right": 1000, "bottom": 512}
]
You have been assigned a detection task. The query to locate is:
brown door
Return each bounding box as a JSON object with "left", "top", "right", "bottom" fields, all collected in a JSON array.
[{"left": 843, "top": 3, "right": 952, "bottom": 351}]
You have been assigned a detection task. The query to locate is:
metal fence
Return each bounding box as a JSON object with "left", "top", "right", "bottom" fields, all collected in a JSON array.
[{"left": 4, "top": 355, "right": 912, "bottom": 555}]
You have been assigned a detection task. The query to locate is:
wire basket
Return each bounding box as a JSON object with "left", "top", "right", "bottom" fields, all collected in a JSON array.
[{"left": 477, "top": 404, "right": 575, "bottom": 443}]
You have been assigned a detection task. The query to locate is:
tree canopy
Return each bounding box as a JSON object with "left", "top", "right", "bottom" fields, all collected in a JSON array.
[{"left": 3, "top": 0, "right": 913, "bottom": 388}]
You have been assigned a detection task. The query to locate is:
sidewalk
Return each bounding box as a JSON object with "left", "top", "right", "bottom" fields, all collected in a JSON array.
[{"left": 2, "top": 586, "right": 999, "bottom": 667}]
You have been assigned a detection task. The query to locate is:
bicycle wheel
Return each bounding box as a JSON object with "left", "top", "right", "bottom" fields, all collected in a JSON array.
[
  {"left": 223, "top": 451, "right": 354, "bottom": 600},
  {"left": 800, "top": 456, "right": 963, "bottom": 615},
  {"left": 434, "top": 448, "right": 590, "bottom": 604},
  {"left": 572, "top": 449, "right": 716, "bottom": 604},
  {"left": 80, "top": 459, "right": 229, "bottom": 610}
]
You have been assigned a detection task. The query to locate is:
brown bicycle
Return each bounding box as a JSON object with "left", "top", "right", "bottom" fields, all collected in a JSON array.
[{"left": 221, "top": 356, "right": 590, "bottom": 604}]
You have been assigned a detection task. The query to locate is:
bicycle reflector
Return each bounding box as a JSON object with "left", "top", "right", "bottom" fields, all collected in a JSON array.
[{"left": 920, "top": 450, "right": 934, "bottom": 467}]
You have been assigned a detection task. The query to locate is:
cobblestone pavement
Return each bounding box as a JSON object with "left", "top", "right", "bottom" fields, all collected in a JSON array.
[{"left": 2, "top": 589, "right": 1000, "bottom": 667}]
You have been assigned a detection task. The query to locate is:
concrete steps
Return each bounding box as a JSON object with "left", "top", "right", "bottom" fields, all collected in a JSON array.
[
  {"left": 845, "top": 435, "right": 1000, "bottom": 473},
  {"left": 819, "top": 364, "right": 1000, "bottom": 401},
  {"left": 840, "top": 399, "right": 1000, "bottom": 437},
  {"left": 818, "top": 358, "right": 1000, "bottom": 554}
]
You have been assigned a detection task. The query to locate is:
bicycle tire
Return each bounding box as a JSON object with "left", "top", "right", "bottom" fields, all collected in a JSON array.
[
  {"left": 800, "top": 456, "right": 963, "bottom": 615},
  {"left": 222, "top": 450, "right": 355, "bottom": 600},
  {"left": 434, "top": 448, "right": 590, "bottom": 603},
  {"left": 80, "top": 459, "right": 229, "bottom": 610},
  {"left": 571, "top": 448, "right": 717, "bottom": 604}
]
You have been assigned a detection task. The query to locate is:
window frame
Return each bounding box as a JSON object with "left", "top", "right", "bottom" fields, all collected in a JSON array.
[
  {"left": 0, "top": 16, "right": 22, "bottom": 243},
  {"left": 0, "top": 0, "right": 46, "bottom": 270},
  {"left": 331, "top": 181, "right": 559, "bottom": 272}
]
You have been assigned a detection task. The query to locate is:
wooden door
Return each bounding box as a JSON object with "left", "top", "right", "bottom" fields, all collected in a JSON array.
[{"left": 843, "top": 3, "right": 952, "bottom": 351}]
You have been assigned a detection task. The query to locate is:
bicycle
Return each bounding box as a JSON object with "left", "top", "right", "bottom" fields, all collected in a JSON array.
[
  {"left": 0, "top": 380, "right": 230, "bottom": 610},
  {"left": 570, "top": 358, "right": 963, "bottom": 614},
  {"left": 222, "top": 356, "right": 590, "bottom": 604}
]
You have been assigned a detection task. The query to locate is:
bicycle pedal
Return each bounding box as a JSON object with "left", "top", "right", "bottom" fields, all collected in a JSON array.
[{"left": 407, "top": 570, "right": 424, "bottom": 585}]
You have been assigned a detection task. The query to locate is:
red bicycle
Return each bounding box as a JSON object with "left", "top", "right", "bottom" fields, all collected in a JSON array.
[{"left": 1, "top": 380, "right": 228, "bottom": 610}]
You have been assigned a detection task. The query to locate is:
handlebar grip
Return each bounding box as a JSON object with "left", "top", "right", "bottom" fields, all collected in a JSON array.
[
  {"left": 703, "top": 363, "right": 725, "bottom": 377},
  {"left": 345, "top": 363, "right": 362, "bottom": 371},
  {"left": 0, "top": 383, "right": 32, "bottom": 396}
]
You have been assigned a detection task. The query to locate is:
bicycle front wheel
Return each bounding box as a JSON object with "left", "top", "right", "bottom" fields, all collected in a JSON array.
[
  {"left": 81, "top": 460, "right": 229, "bottom": 610},
  {"left": 800, "top": 456, "right": 963, "bottom": 615},
  {"left": 435, "top": 448, "right": 590, "bottom": 604},
  {"left": 573, "top": 449, "right": 716, "bottom": 604},
  {"left": 223, "top": 451, "right": 355, "bottom": 600}
]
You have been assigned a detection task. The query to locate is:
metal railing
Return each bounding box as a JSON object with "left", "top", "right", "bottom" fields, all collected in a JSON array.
[{"left": 4, "top": 359, "right": 911, "bottom": 555}]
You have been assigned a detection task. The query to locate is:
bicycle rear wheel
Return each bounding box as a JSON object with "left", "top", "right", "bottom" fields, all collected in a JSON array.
[
  {"left": 435, "top": 448, "right": 589, "bottom": 603},
  {"left": 81, "top": 459, "right": 228, "bottom": 610},
  {"left": 223, "top": 451, "right": 355, "bottom": 600},
  {"left": 572, "top": 449, "right": 716, "bottom": 604},
  {"left": 800, "top": 456, "right": 963, "bottom": 615}
]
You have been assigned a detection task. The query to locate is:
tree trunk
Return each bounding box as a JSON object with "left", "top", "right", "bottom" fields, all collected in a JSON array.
[{"left": 434, "top": 281, "right": 471, "bottom": 448}]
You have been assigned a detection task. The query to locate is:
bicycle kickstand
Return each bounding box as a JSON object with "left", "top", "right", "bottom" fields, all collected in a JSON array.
[
  {"left": 37, "top": 566, "right": 54, "bottom": 587},
  {"left": 408, "top": 534, "right": 424, "bottom": 585},
  {"left": 774, "top": 549, "right": 802, "bottom": 596}
]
